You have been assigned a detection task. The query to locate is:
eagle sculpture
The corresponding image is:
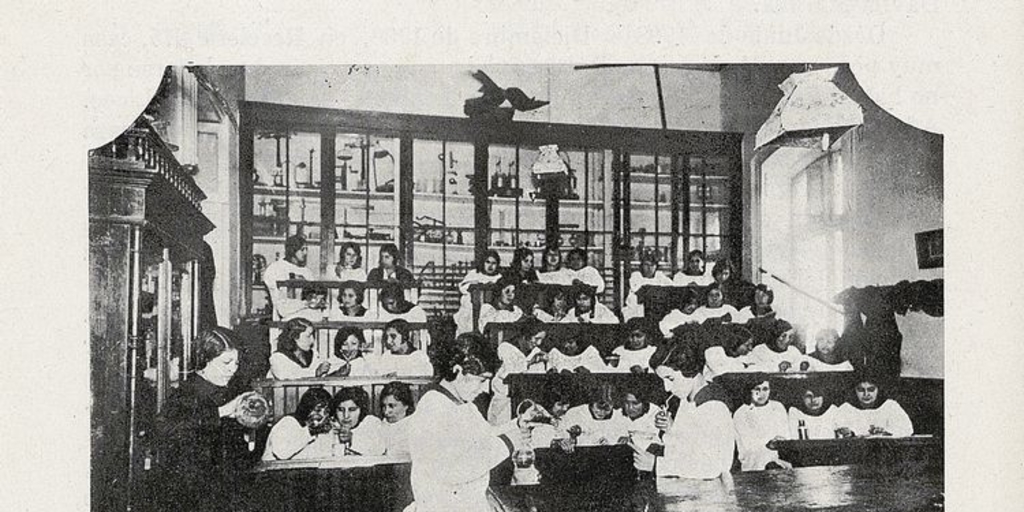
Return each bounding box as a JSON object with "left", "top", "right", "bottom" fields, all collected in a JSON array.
[{"left": 464, "top": 70, "right": 550, "bottom": 122}]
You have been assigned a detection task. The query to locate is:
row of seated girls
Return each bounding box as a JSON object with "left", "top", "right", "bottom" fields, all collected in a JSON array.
[
  {"left": 263, "top": 238, "right": 419, "bottom": 322},
  {"left": 453, "top": 246, "right": 610, "bottom": 334},
  {"left": 267, "top": 317, "right": 434, "bottom": 379},
  {"left": 262, "top": 381, "right": 417, "bottom": 460},
  {"left": 623, "top": 250, "right": 748, "bottom": 320},
  {"left": 732, "top": 376, "right": 914, "bottom": 471}
]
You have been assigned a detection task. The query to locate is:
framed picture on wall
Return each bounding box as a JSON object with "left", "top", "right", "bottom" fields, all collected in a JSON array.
[{"left": 915, "top": 229, "right": 943, "bottom": 269}]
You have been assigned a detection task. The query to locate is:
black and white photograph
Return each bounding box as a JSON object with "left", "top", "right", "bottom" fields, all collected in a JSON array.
[
  {"left": 4, "top": 3, "right": 1022, "bottom": 512},
  {"left": 87, "top": 63, "right": 944, "bottom": 511}
]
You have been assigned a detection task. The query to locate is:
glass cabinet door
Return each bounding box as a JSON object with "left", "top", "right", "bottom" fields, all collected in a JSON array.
[
  {"left": 487, "top": 144, "right": 546, "bottom": 264},
  {"left": 560, "top": 148, "right": 608, "bottom": 269},
  {"left": 251, "top": 129, "right": 323, "bottom": 277},
  {"left": 686, "top": 155, "right": 734, "bottom": 262},
  {"left": 627, "top": 153, "right": 675, "bottom": 274},
  {"left": 333, "top": 133, "right": 399, "bottom": 277}
]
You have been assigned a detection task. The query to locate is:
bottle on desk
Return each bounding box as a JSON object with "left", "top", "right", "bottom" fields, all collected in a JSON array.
[{"left": 798, "top": 420, "right": 809, "bottom": 440}]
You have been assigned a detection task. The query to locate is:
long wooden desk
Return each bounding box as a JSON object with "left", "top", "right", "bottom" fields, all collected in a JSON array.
[
  {"left": 491, "top": 463, "right": 943, "bottom": 512},
  {"left": 774, "top": 436, "right": 943, "bottom": 468}
]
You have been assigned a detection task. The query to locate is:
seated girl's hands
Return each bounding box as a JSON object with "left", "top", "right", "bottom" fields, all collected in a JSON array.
[
  {"left": 574, "top": 366, "right": 591, "bottom": 374},
  {"left": 556, "top": 437, "right": 576, "bottom": 454},
  {"left": 654, "top": 409, "right": 673, "bottom": 432},
  {"left": 799, "top": 361, "right": 811, "bottom": 372},
  {"left": 315, "top": 361, "right": 332, "bottom": 377},
  {"left": 629, "top": 365, "right": 645, "bottom": 374},
  {"left": 329, "top": 360, "right": 352, "bottom": 377},
  {"left": 834, "top": 427, "right": 855, "bottom": 438},
  {"left": 528, "top": 352, "right": 548, "bottom": 366},
  {"left": 778, "top": 361, "right": 792, "bottom": 373},
  {"left": 868, "top": 425, "right": 892, "bottom": 436},
  {"left": 567, "top": 425, "right": 583, "bottom": 438}
]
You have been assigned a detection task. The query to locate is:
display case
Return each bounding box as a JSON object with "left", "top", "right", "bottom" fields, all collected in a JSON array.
[
  {"left": 90, "top": 117, "right": 215, "bottom": 512},
  {"left": 240, "top": 102, "right": 743, "bottom": 317}
]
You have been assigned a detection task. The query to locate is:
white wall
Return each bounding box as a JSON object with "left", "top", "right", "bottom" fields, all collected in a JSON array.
[
  {"left": 752, "top": 66, "right": 943, "bottom": 378},
  {"left": 244, "top": 65, "right": 723, "bottom": 130}
]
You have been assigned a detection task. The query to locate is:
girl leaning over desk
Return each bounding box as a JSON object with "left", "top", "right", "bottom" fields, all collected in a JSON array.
[
  {"left": 635, "top": 338, "right": 736, "bottom": 480},
  {"left": 406, "top": 333, "right": 549, "bottom": 512}
]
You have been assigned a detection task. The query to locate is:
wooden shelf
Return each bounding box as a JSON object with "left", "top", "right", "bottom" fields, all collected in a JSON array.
[{"left": 255, "top": 185, "right": 393, "bottom": 201}]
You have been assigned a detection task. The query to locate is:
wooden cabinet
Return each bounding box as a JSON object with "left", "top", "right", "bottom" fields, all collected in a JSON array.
[
  {"left": 240, "top": 101, "right": 743, "bottom": 316},
  {"left": 90, "top": 118, "right": 214, "bottom": 512}
]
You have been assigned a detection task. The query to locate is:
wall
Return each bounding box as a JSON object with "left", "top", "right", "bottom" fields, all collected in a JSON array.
[
  {"left": 244, "top": 65, "right": 723, "bottom": 130},
  {"left": 838, "top": 69, "right": 944, "bottom": 378},
  {"left": 751, "top": 66, "right": 943, "bottom": 378}
]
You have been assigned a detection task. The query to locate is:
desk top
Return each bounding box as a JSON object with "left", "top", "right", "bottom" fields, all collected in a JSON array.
[{"left": 493, "top": 464, "right": 943, "bottom": 512}]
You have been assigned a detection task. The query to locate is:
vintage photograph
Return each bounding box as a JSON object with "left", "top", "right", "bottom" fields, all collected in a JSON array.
[{"left": 88, "top": 64, "right": 944, "bottom": 511}]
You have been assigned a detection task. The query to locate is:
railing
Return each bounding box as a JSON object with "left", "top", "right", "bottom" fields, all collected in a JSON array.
[
  {"left": 274, "top": 279, "right": 421, "bottom": 319},
  {"left": 88, "top": 116, "right": 206, "bottom": 211},
  {"left": 268, "top": 320, "right": 430, "bottom": 358},
  {"left": 253, "top": 376, "right": 435, "bottom": 422}
]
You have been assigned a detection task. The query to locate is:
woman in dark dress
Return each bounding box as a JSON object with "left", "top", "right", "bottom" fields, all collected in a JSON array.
[{"left": 156, "top": 328, "right": 264, "bottom": 511}]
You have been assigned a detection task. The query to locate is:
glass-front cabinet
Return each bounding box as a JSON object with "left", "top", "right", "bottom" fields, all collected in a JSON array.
[{"left": 240, "top": 102, "right": 743, "bottom": 317}]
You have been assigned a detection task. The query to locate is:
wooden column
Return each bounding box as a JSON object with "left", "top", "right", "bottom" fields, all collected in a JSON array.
[
  {"left": 320, "top": 132, "right": 336, "bottom": 276},
  {"left": 473, "top": 136, "right": 490, "bottom": 263},
  {"left": 398, "top": 136, "right": 415, "bottom": 266},
  {"left": 611, "top": 150, "right": 623, "bottom": 312}
]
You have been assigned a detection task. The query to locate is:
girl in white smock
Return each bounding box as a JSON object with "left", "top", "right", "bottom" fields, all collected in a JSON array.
[
  {"left": 486, "top": 318, "right": 549, "bottom": 424},
  {"left": 406, "top": 333, "right": 548, "bottom": 512},
  {"left": 733, "top": 379, "right": 790, "bottom": 471},
  {"left": 788, "top": 385, "right": 840, "bottom": 440},
  {"left": 835, "top": 378, "right": 913, "bottom": 438},
  {"left": 453, "top": 251, "right": 502, "bottom": 335}
]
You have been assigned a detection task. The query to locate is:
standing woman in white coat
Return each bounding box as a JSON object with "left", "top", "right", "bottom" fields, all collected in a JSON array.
[{"left": 406, "top": 333, "right": 545, "bottom": 512}]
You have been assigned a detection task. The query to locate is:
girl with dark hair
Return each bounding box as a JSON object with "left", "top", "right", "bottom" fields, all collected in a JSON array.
[
  {"left": 327, "top": 326, "right": 374, "bottom": 377},
  {"left": 749, "top": 319, "right": 810, "bottom": 373},
  {"left": 334, "top": 242, "right": 367, "bottom": 282},
  {"left": 612, "top": 318, "right": 659, "bottom": 373},
  {"left": 377, "top": 281, "right": 427, "bottom": 322},
  {"left": 632, "top": 341, "right": 735, "bottom": 479},
  {"left": 479, "top": 275, "right": 525, "bottom": 331},
  {"left": 695, "top": 283, "right": 741, "bottom": 324},
  {"left": 267, "top": 318, "right": 332, "bottom": 379},
  {"left": 564, "top": 247, "right": 605, "bottom": 294},
  {"left": 561, "top": 383, "right": 630, "bottom": 446},
  {"left": 711, "top": 258, "right": 755, "bottom": 309},
  {"left": 732, "top": 379, "right": 790, "bottom": 471},
  {"left": 623, "top": 250, "right": 672, "bottom": 320},
  {"left": 262, "top": 388, "right": 334, "bottom": 460},
  {"left": 453, "top": 250, "right": 503, "bottom": 334},
  {"left": 376, "top": 319, "right": 434, "bottom": 377},
  {"left": 658, "top": 288, "right": 703, "bottom": 338},
  {"left": 156, "top": 328, "right": 264, "bottom": 511},
  {"left": 332, "top": 280, "right": 367, "bottom": 319},
  {"left": 504, "top": 247, "right": 540, "bottom": 284},
  {"left": 620, "top": 385, "right": 660, "bottom": 475},
  {"left": 787, "top": 383, "right": 840, "bottom": 440},
  {"left": 537, "top": 245, "right": 573, "bottom": 285},
  {"left": 734, "top": 284, "right": 776, "bottom": 324},
  {"left": 407, "top": 333, "right": 548, "bottom": 512},
  {"left": 367, "top": 243, "right": 416, "bottom": 286},
  {"left": 380, "top": 381, "right": 416, "bottom": 458},
  {"left": 330, "top": 387, "right": 386, "bottom": 456},
  {"left": 486, "top": 317, "right": 550, "bottom": 424},
  {"left": 547, "top": 331, "right": 607, "bottom": 373},
  {"left": 673, "top": 249, "right": 715, "bottom": 286},
  {"left": 562, "top": 284, "right": 618, "bottom": 324},
  {"left": 835, "top": 377, "right": 913, "bottom": 438},
  {"left": 702, "top": 324, "right": 756, "bottom": 382},
  {"left": 531, "top": 287, "right": 570, "bottom": 323}
]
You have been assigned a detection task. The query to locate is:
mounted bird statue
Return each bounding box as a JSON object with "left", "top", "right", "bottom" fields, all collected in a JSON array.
[{"left": 464, "top": 69, "right": 550, "bottom": 122}]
